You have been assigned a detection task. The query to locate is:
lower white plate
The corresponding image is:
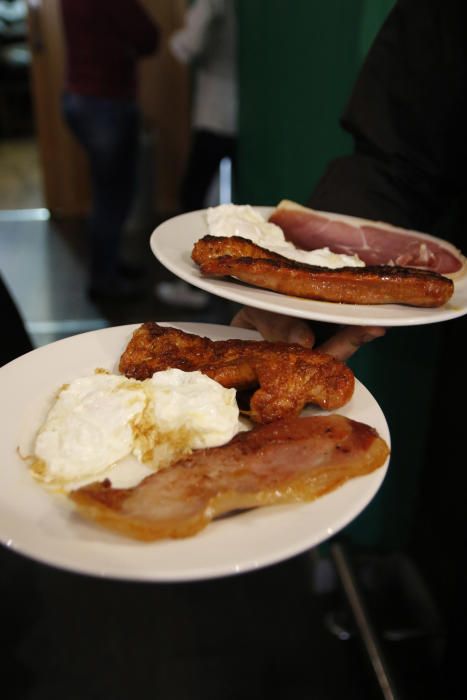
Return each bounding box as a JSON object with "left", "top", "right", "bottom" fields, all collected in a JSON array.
[{"left": 0, "top": 322, "right": 390, "bottom": 581}]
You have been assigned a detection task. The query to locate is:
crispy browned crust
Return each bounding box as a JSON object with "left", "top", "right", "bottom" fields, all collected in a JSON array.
[
  {"left": 192, "top": 235, "right": 454, "bottom": 307},
  {"left": 70, "top": 414, "right": 389, "bottom": 541},
  {"left": 118, "top": 322, "right": 355, "bottom": 422},
  {"left": 192, "top": 234, "right": 286, "bottom": 263}
]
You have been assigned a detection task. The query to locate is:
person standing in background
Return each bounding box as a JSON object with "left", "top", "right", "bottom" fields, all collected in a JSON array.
[
  {"left": 156, "top": 0, "right": 237, "bottom": 308},
  {"left": 60, "top": 0, "right": 160, "bottom": 301},
  {"left": 170, "top": 0, "right": 237, "bottom": 212}
]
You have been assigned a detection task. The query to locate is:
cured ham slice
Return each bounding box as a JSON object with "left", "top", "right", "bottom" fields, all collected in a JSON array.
[
  {"left": 70, "top": 414, "right": 389, "bottom": 541},
  {"left": 269, "top": 200, "right": 466, "bottom": 277}
]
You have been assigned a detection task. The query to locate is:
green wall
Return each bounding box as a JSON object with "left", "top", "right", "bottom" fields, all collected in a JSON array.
[{"left": 236, "top": 0, "right": 395, "bottom": 205}]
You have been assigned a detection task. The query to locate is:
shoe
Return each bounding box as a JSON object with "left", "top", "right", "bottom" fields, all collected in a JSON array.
[
  {"left": 155, "top": 281, "right": 209, "bottom": 309},
  {"left": 87, "top": 275, "right": 145, "bottom": 302}
]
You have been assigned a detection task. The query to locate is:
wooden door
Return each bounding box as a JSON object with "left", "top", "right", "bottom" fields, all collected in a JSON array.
[
  {"left": 27, "top": 0, "right": 89, "bottom": 217},
  {"left": 26, "top": 0, "right": 190, "bottom": 218}
]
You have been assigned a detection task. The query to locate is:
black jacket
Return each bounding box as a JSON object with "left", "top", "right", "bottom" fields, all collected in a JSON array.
[{"left": 309, "top": 0, "right": 467, "bottom": 247}]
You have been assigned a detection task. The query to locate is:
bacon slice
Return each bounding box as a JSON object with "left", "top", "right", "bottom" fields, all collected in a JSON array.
[
  {"left": 269, "top": 200, "right": 465, "bottom": 277},
  {"left": 119, "top": 323, "right": 355, "bottom": 423},
  {"left": 193, "top": 237, "right": 454, "bottom": 307},
  {"left": 69, "top": 415, "right": 389, "bottom": 541}
]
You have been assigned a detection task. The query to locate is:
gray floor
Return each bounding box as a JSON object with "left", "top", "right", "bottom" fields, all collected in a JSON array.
[
  {"left": 0, "top": 212, "right": 238, "bottom": 348},
  {"left": 0, "top": 211, "right": 454, "bottom": 699}
]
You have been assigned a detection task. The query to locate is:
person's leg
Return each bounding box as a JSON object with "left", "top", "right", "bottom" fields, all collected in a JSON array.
[
  {"left": 180, "top": 130, "right": 236, "bottom": 212},
  {"left": 0, "top": 274, "right": 34, "bottom": 366},
  {"left": 62, "top": 93, "right": 140, "bottom": 292},
  {"left": 156, "top": 129, "right": 237, "bottom": 308},
  {"left": 86, "top": 100, "right": 139, "bottom": 286}
]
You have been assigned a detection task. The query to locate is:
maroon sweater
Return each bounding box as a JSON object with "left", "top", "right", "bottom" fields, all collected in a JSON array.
[{"left": 60, "top": 0, "right": 160, "bottom": 100}]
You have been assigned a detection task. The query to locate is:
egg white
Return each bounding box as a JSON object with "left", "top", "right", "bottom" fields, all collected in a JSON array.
[{"left": 31, "top": 368, "right": 241, "bottom": 491}]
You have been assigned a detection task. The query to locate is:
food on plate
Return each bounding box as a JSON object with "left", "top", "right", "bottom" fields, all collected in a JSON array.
[
  {"left": 69, "top": 414, "right": 390, "bottom": 541},
  {"left": 269, "top": 199, "right": 466, "bottom": 277},
  {"left": 193, "top": 204, "right": 458, "bottom": 307},
  {"left": 192, "top": 236, "right": 454, "bottom": 307},
  {"left": 30, "top": 368, "right": 239, "bottom": 490},
  {"left": 206, "top": 203, "right": 365, "bottom": 268},
  {"left": 193, "top": 233, "right": 286, "bottom": 263},
  {"left": 119, "top": 322, "right": 355, "bottom": 423}
]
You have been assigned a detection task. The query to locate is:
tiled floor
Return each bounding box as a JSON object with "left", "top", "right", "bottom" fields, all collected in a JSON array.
[{"left": 0, "top": 141, "right": 459, "bottom": 700}]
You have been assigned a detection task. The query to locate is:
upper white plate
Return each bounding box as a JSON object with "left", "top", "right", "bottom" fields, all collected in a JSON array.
[
  {"left": 150, "top": 207, "right": 467, "bottom": 327},
  {"left": 0, "top": 322, "right": 389, "bottom": 582}
]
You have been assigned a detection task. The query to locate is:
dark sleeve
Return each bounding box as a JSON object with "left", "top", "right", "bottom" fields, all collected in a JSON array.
[
  {"left": 308, "top": 0, "right": 467, "bottom": 233},
  {"left": 0, "top": 275, "right": 33, "bottom": 367},
  {"left": 108, "top": 0, "right": 160, "bottom": 57}
]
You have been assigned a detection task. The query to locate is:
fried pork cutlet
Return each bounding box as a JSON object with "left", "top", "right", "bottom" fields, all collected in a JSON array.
[
  {"left": 118, "top": 322, "right": 354, "bottom": 423},
  {"left": 70, "top": 414, "right": 389, "bottom": 541},
  {"left": 191, "top": 235, "right": 454, "bottom": 307}
]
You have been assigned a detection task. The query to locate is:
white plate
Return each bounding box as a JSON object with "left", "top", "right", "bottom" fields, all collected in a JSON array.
[
  {"left": 0, "top": 322, "right": 389, "bottom": 582},
  {"left": 150, "top": 208, "right": 467, "bottom": 327}
]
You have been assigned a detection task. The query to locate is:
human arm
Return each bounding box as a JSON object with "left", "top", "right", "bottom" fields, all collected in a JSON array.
[
  {"left": 169, "top": 0, "right": 224, "bottom": 64},
  {"left": 231, "top": 306, "right": 385, "bottom": 361},
  {"left": 0, "top": 274, "right": 33, "bottom": 366}
]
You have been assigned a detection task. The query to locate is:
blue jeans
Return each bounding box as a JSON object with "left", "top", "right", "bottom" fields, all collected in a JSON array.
[{"left": 62, "top": 93, "right": 140, "bottom": 285}]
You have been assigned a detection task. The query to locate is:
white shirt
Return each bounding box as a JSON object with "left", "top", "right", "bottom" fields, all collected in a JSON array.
[{"left": 169, "top": 0, "right": 237, "bottom": 136}]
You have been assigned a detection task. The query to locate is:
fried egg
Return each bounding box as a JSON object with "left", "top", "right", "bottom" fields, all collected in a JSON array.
[
  {"left": 132, "top": 369, "right": 239, "bottom": 472},
  {"left": 32, "top": 369, "right": 240, "bottom": 491}
]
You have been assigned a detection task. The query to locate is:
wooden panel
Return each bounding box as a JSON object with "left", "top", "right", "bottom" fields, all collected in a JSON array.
[{"left": 27, "top": 0, "right": 90, "bottom": 217}]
